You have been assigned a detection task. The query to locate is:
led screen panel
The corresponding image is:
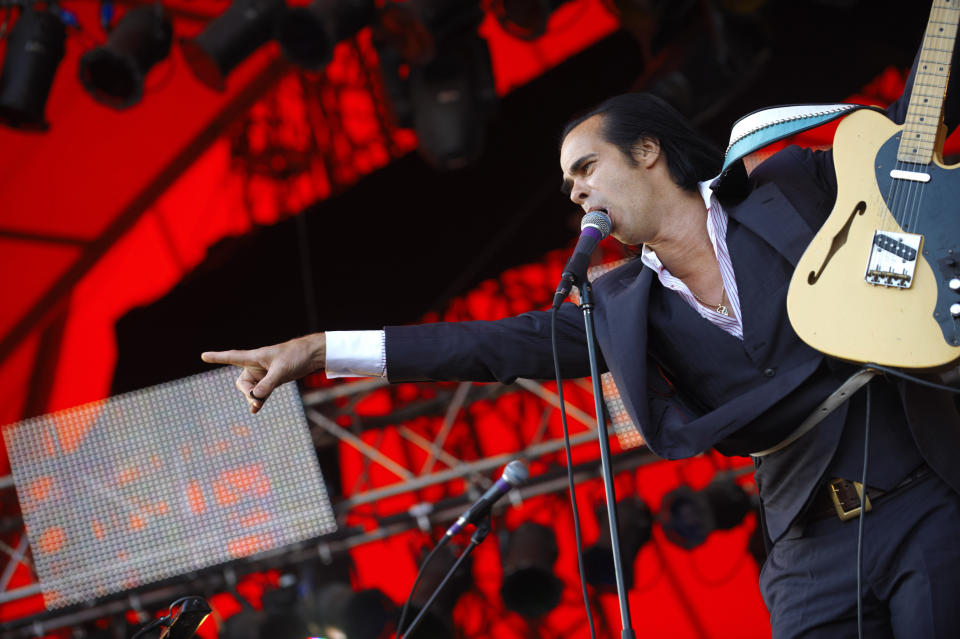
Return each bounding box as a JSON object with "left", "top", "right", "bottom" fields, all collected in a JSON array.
[{"left": 4, "top": 367, "right": 336, "bottom": 609}]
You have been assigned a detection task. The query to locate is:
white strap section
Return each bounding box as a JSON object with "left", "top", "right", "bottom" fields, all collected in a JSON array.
[
  {"left": 750, "top": 368, "right": 879, "bottom": 458},
  {"left": 727, "top": 103, "right": 857, "bottom": 153}
]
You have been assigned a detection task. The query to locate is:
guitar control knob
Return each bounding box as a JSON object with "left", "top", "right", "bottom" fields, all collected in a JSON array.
[
  {"left": 952, "top": 303, "right": 960, "bottom": 317},
  {"left": 951, "top": 278, "right": 960, "bottom": 291}
]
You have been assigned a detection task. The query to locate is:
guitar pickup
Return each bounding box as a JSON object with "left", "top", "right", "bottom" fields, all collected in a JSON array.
[
  {"left": 864, "top": 231, "right": 922, "bottom": 289},
  {"left": 872, "top": 232, "right": 918, "bottom": 261}
]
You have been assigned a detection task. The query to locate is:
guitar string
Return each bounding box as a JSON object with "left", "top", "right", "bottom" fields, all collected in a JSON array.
[
  {"left": 892, "top": 17, "right": 951, "bottom": 259},
  {"left": 906, "top": 5, "right": 945, "bottom": 234},
  {"left": 904, "top": 46, "right": 941, "bottom": 234},
  {"left": 907, "top": 10, "right": 954, "bottom": 235}
]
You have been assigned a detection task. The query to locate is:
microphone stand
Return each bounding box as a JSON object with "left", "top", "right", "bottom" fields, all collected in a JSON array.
[
  {"left": 579, "top": 280, "right": 636, "bottom": 639},
  {"left": 399, "top": 518, "right": 491, "bottom": 639}
]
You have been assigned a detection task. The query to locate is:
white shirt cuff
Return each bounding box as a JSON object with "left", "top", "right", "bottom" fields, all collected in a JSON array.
[{"left": 325, "top": 330, "right": 386, "bottom": 378}]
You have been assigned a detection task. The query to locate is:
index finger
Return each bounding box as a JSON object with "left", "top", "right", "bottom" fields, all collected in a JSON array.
[{"left": 201, "top": 350, "right": 259, "bottom": 367}]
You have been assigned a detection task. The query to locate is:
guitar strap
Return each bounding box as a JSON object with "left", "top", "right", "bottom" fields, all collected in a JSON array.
[
  {"left": 722, "top": 103, "right": 883, "bottom": 173},
  {"left": 750, "top": 368, "right": 879, "bottom": 457}
]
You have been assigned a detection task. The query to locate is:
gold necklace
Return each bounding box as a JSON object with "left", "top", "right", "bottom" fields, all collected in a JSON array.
[{"left": 692, "top": 289, "right": 729, "bottom": 316}]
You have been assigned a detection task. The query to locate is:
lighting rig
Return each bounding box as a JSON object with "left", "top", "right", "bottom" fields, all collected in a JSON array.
[{"left": 0, "top": 0, "right": 576, "bottom": 171}]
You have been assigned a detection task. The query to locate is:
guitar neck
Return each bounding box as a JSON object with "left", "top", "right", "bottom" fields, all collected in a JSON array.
[{"left": 898, "top": 0, "right": 960, "bottom": 164}]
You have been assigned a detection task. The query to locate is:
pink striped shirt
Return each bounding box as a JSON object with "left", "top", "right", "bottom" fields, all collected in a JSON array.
[{"left": 640, "top": 181, "right": 744, "bottom": 340}]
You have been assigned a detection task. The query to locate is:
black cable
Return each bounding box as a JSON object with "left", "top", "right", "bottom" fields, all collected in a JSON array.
[
  {"left": 394, "top": 540, "right": 445, "bottom": 639},
  {"left": 865, "top": 362, "right": 960, "bottom": 394},
  {"left": 551, "top": 306, "right": 598, "bottom": 639},
  {"left": 850, "top": 363, "right": 959, "bottom": 638},
  {"left": 400, "top": 519, "right": 489, "bottom": 639},
  {"left": 857, "top": 381, "right": 871, "bottom": 639}
]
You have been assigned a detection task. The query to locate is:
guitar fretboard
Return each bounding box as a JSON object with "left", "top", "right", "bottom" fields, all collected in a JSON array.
[{"left": 899, "top": 0, "right": 960, "bottom": 164}]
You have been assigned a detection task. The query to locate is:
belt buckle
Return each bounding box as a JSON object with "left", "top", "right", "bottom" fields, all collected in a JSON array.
[{"left": 829, "top": 478, "right": 872, "bottom": 522}]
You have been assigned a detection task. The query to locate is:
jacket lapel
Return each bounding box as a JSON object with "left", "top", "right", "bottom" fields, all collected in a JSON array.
[{"left": 722, "top": 182, "right": 814, "bottom": 267}]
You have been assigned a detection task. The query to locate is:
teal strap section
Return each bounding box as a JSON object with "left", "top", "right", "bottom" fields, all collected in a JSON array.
[{"left": 721, "top": 104, "right": 879, "bottom": 172}]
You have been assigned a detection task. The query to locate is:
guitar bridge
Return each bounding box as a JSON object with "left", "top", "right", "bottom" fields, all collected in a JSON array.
[{"left": 864, "top": 231, "right": 922, "bottom": 288}]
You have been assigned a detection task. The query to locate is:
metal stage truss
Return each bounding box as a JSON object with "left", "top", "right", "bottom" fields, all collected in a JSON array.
[{"left": 0, "top": 371, "right": 656, "bottom": 637}]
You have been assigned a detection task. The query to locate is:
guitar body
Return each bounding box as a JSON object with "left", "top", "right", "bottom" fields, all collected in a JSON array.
[{"left": 787, "top": 108, "right": 960, "bottom": 369}]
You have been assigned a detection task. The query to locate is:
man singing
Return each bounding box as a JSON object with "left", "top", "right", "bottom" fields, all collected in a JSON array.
[{"left": 203, "top": 5, "right": 960, "bottom": 634}]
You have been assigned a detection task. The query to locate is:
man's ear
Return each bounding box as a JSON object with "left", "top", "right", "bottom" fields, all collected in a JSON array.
[{"left": 632, "top": 138, "right": 661, "bottom": 168}]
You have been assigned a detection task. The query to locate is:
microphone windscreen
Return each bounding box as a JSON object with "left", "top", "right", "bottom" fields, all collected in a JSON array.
[
  {"left": 502, "top": 460, "right": 530, "bottom": 487},
  {"left": 580, "top": 211, "right": 612, "bottom": 237}
]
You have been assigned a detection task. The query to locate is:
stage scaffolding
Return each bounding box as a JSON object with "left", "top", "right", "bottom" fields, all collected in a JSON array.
[{"left": 0, "top": 372, "right": 655, "bottom": 638}]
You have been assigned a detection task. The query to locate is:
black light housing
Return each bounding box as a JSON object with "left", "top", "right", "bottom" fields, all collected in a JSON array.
[
  {"left": 312, "top": 583, "right": 397, "bottom": 639},
  {"left": 499, "top": 522, "right": 564, "bottom": 618},
  {"left": 180, "top": 0, "right": 285, "bottom": 91},
  {"left": 660, "top": 478, "right": 753, "bottom": 550},
  {"left": 400, "top": 544, "right": 472, "bottom": 639},
  {"left": 275, "top": 0, "right": 375, "bottom": 71},
  {"left": 408, "top": 29, "right": 497, "bottom": 170},
  {"left": 379, "top": 0, "right": 480, "bottom": 64},
  {"left": 0, "top": 6, "right": 66, "bottom": 131},
  {"left": 583, "top": 497, "right": 653, "bottom": 591},
  {"left": 489, "top": 0, "right": 568, "bottom": 40},
  {"left": 79, "top": 5, "right": 173, "bottom": 109}
]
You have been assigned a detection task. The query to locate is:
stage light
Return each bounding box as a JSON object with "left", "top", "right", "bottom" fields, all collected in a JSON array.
[
  {"left": 660, "top": 477, "right": 753, "bottom": 550},
  {"left": 180, "top": 0, "right": 285, "bottom": 91},
  {"left": 0, "top": 6, "right": 66, "bottom": 131},
  {"left": 408, "top": 30, "right": 497, "bottom": 170},
  {"left": 489, "top": 0, "right": 568, "bottom": 40},
  {"left": 500, "top": 522, "right": 564, "bottom": 618},
  {"left": 312, "top": 583, "right": 397, "bottom": 639},
  {"left": 375, "top": 0, "right": 496, "bottom": 169},
  {"left": 398, "top": 544, "right": 472, "bottom": 639},
  {"left": 583, "top": 497, "right": 652, "bottom": 591},
  {"left": 275, "top": 0, "right": 375, "bottom": 70},
  {"left": 379, "top": 0, "right": 479, "bottom": 64},
  {"left": 221, "top": 608, "right": 264, "bottom": 639},
  {"left": 79, "top": 5, "right": 172, "bottom": 109}
]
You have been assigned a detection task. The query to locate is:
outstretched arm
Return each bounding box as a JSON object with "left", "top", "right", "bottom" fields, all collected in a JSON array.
[{"left": 201, "top": 333, "right": 326, "bottom": 413}]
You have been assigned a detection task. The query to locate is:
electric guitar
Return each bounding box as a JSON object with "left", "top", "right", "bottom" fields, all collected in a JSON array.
[{"left": 786, "top": 0, "right": 960, "bottom": 369}]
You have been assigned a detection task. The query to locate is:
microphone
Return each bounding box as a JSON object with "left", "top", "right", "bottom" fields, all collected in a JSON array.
[
  {"left": 552, "top": 210, "right": 612, "bottom": 308},
  {"left": 445, "top": 460, "right": 529, "bottom": 539}
]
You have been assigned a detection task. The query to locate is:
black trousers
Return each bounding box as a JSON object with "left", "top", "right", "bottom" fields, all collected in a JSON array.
[{"left": 759, "top": 470, "right": 960, "bottom": 638}]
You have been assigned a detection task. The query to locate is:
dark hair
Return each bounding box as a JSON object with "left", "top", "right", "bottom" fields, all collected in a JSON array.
[{"left": 561, "top": 93, "right": 721, "bottom": 192}]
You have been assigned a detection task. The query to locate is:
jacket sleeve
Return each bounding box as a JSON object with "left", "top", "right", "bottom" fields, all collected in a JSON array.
[{"left": 384, "top": 302, "right": 606, "bottom": 384}]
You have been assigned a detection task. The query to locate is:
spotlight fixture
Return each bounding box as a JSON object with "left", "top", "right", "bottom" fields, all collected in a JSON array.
[
  {"left": 312, "top": 583, "right": 397, "bottom": 639},
  {"left": 660, "top": 477, "right": 753, "bottom": 550},
  {"left": 500, "top": 522, "right": 564, "bottom": 618},
  {"left": 399, "top": 544, "right": 472, "bottom": 639},
  {"left": 408, "top": 30, "right": 497, "bottom": 170},
  {"left": 275, "top": 0, "right": 375, "bottom": 71},
  {"left": 79, "top": 5, "right": 173, "bottom": 109},
  {"left": 180, "top": 0, "right": 285, "bottom": 91},
  {"left": 489, "top": 0, "right": 568, "bottom": 40},
  {"left": 379, "top": 0, "right": 481, "bottom": 64},
  {"left": 0, "top": 6, "right": 66, "bottom": 131},
  {"left": 583, "top": 497, "right": 652, "bottom": 591}
]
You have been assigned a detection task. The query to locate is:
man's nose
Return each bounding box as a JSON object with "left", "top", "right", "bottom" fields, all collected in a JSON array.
[{"left": 570, "top": 183, "right": 588, "bottom": 205}]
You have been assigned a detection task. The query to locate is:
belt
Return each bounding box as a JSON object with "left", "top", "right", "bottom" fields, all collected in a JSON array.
[{"left": 805, "top": 464, "right": 932, "bottom": 523}]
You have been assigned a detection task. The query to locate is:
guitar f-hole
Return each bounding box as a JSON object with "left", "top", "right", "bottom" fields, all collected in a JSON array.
[{"left": 807, "top": 201, "right": 867, "bottom": 285}]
